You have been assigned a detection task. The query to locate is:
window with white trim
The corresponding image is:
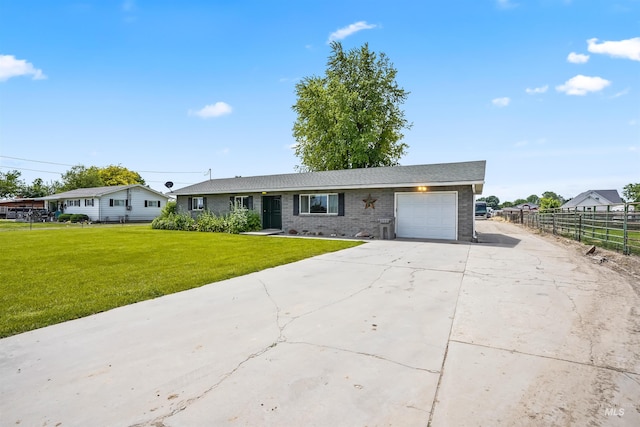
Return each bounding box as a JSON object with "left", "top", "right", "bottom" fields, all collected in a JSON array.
[
  {"left": 299, "top": 194, "right": 338, "bottom": 214},
  {"left": 113, "top": 199, "right": 126, "bottom": 207},
  {"left": 84, "top": 199, "right": 94, "bottom": 207},
  {"left": 145, "top": 200, "right": 161, "bottom": 208},
  {"left": 192, "top": 197, "right": 204, "bottom": 210},
  {"left": 234, "top": 196, "right": 250, "bottom": 209},
  {"left": 68, "top": 199, "right": 80, "bottom": 207}
]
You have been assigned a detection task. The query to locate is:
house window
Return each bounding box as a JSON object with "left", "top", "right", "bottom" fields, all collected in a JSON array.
[
  {"left": 192, "top": 197, "right": 205, "bottom": 210},
  {"left": 145, "top": 200, "right": 160, "bottom": 208},
  {"left": 84, "top": 199, "right": 94, "bottom": 207},
  {"left": 68, "top": 199, "right": 80, "bottom": 207},
  {"left": 300, "top": 194, "right": 338, "bottom": 214},
  {"left": 233, "top": 196, "right": 252, "bottom": 209},
  {"left": 113, "top": 199, "right": 126, "bottom": 207}
]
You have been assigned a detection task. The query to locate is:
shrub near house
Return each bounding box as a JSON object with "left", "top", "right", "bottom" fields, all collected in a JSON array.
[{"left": 152, "top": 202, "right": 261, "bottom": 234}]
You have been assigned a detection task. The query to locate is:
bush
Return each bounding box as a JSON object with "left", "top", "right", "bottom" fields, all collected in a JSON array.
[
  {"left": 151, "top": 203, "right": 263, "bottom": 234},
  {"left": 57, "top": 214, "right": 72, "bottom": 222},
  {"left": 70, "top": 214, "right": 90, "bottom": 223}
]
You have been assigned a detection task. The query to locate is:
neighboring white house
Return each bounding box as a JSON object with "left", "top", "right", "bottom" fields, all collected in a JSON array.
[
  {"left": 39, "top": 185, "right": 170, "bottom": 222},
  {"left": 561, "top": 189, "right": 623, "bottom": 211}
]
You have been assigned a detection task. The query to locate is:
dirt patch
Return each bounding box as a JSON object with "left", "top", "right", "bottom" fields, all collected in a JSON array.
[{"left": 525, "top": 226, "right": 640, "bottom": 297}]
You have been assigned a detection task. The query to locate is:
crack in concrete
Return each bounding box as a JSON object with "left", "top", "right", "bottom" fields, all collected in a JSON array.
[
  {"left": 552, "top": 277, "right": 595, "bottom": 364},
  {"left": 131, "top": 264, "right": 400, "bottom": 426},
  {"left": 449, "top": 339, "right": 640, "bottom": 376},
  {"left": 129, "top": 342, "right": 280, "bottom": 427},
  {"left": 285, "top": 341, "right": 440, "bottom": 374},
  {"left": 277, "top": 264, "right": 394, "bottom": 331}
]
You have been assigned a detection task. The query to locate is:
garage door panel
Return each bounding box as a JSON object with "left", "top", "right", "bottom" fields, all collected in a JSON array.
[{"left": 396, "top": 193, "right": 457, "bottom": 240}]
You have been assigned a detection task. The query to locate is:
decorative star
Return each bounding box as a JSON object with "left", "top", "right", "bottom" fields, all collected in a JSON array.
[{"left": 363, "top": 194, "right": 377, "bottom": 209}]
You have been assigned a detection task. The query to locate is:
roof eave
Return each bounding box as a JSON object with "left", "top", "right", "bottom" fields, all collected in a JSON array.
[{"left": 174, "top": 180, "right": 486, "bottom": 196}]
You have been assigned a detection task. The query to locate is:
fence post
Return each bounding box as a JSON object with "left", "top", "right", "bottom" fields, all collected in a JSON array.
[
  {"left": 623, "top": 203, "right": 629, "bottom": 255},
  {"left": 577, "top": 213, "right": 582, "bottom": 242},
  {"left": 552, "top": 213, "right": 556, "bottom": 235},
  {"left": 605, "top": 205, "right": 610, "bottom": 243}
]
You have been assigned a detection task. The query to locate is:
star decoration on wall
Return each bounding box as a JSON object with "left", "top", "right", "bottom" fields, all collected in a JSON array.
[{"left": 363, "top": 194, "right": 377, "bottom": 209}]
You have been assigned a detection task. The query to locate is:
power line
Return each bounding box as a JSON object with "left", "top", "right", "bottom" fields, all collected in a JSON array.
[
  {"left": 0, "top": 165, "right": 62, "bottom": 175},
  {"left": 0, "top": 155, "right": 74, "bottom": 167},
  {"left": 0, "top": 155, "right": 202, "bottom": 174}
]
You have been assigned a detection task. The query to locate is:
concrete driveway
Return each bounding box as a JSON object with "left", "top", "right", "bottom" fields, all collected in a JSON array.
[{"left": 1, "top": 221, "right": 638, "bottom": 426}]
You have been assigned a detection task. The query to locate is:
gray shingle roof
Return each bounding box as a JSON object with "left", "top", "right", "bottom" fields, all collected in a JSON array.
[
  {"left": 38, "top": 185, "right": 169, "bottom": 200},
  {"left": 561, "top": 189, "right": 623, "bottom": 207},
  {"left": 173, "top": 161, "right": 486, "bottom": 195}
]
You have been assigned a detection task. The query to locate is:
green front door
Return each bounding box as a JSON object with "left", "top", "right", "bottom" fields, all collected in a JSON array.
[{"left": 262, "top": 196, "right": 282, "bottom": 229}]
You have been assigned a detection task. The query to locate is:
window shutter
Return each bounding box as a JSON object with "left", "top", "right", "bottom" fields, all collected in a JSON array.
[
  {"left": 293, "top": 194, "right": 299, "bottom": 216},
  {"left": 248, "top": 196, "right": 253, "bottom": 210},
  {"left": 125, "top": 199, "right": 129, "bottom": 207},
  {"left": 144, "top": 200, "right": 148, "bottom": 207},
  {"left": 338, "top": 193, "right": 345, "bottom": 216},
  {"left": 109, "top": 199, "right": 114, "bottom": 207},
  {"left": 203, "top": 197, "right": 207, "bottom": 210},
  {"left": 188, "top": 197, "right": 193, "bottom": 210},
  {"left": 157, "top": 201, "right": 161, "bottom": 207},
  {"left": 230, "top": 196, "right": 234, "bottom": 208}
]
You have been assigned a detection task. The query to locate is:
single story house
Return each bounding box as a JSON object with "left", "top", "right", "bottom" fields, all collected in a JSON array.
[
  {"left": 38, "top": 184, "right": 170, "bottom": 222},
  {"left": 561, "top": 189, "right": 623, "bottom": 211},
  {"left": 172, "top": 160, "right": 486, "bottom": 241}
]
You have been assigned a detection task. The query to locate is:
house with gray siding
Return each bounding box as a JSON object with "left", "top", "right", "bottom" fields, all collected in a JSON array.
[
  {"left": 172, "top": 161, "right": 486, "bottom": 241},
  {"left": 39, "top": 185, "right": 169, "bottom": 222}
]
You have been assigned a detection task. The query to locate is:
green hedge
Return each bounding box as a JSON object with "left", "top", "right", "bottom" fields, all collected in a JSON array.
[
  {"left": 57, "top": 214, "right": 72, "bottom": 222},
  {"left": 152, "top": 206, "right": 262, "bottom": 234},
  {"left": 70, "top": 214, "right": 90, "bottom": 223}
]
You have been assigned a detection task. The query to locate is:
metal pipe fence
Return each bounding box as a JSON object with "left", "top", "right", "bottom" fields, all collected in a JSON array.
[{"left": 495, "top": 202, "right": 640, "bottom": 255}]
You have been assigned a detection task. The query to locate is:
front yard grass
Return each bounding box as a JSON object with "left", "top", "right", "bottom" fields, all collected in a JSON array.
[{"left": 0, "top": 225, "right": 362, "bottom": 338}]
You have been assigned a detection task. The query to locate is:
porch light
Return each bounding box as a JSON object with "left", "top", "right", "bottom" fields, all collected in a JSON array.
[{"left": 417, "top": 186, "right": 427, "bottom": 192}]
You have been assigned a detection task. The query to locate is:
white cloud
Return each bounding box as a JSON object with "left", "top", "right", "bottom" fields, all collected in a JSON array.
[
  {"left": 525, "top": 85, "right": 548, "bottom": 94},
  {"left": 496, "top": 0, "right": 517, "bottom": 9},
  {"left": 587, "top": 37, "right": 640, "bottom": 61},
  {"left": 492, "top": 97, "right": 510, "bottom": 107},
  {"left": 514, "top": 140, "right": 528, "bottom": 147},
  {"left": 555, "top": 75, "right": 610, "bottom": 96},
  {"left": 328, "top": 21, "right": 376, "bottom": 42},
  {"left": 567, "top": 52, "right": 589, "bottom": 64},
  {"left": 0, "top": 55, "right": 47, "bottom": 82},
  {"left": 189, "top": 102, "right": 233, "bottom": 118},
  {"left": 611, "top": 88, "right": 630, "bottom": 98}
]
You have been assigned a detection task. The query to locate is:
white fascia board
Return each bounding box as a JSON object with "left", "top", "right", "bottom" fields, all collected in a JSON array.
[{"left": 175, "top": 180, "right": 485, "bottom": 196}]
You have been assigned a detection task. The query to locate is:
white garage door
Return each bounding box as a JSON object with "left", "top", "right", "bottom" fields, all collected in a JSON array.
[{"left": 396, "top": 192, "right": 457, "bottom": 240}]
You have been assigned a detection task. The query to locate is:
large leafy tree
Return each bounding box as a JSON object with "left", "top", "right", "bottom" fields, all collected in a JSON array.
[
  {"left": 292, "top": 42, "right": 412, "bottom": 171},
  {"left": 21, "top": 178, "right": 54, "bottom": 198},
  {"left": 99, "top": 165, "right": 145, "bottom": 186},
  {"left": 0, "top": 170, "right": 23, "bottom": 198},
  {"left": 60, "top": 164, "right": 145, "bottom": 191},
  {"left": 623, "top": 183, "right": 640, "bottom": 202}
]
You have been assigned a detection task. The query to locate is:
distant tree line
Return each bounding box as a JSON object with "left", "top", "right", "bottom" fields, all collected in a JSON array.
[
  {"left": 479, "top": 185, "right": 640, "bottom": 211},
  {"left": 0, "top": 165, "right": 145, "bottom": 198},
  {"left": 478, "top": 191, "right": 567, "bottom": 211}
]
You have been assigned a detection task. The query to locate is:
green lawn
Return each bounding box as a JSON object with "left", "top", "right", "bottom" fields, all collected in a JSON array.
[{"left": 0, "top": 225, "right": 362, "bottom": 338}]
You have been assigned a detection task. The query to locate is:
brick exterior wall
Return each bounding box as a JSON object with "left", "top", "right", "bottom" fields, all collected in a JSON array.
[{"left": 177, "top": 184, "right": 475, "bottom": 241}]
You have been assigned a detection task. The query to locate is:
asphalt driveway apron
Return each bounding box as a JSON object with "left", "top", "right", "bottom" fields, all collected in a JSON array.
[{"left": 1, "top": 221, "right": 638, "bottom": 426}]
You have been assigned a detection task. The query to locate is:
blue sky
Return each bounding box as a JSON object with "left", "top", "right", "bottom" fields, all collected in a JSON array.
[{"left": 1, "top": 0, "right": 638, "bottom": 202}]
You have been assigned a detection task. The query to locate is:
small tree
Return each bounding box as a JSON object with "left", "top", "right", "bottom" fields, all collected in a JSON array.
[
  {"left": 540, "top": 197, "right": 561, "bottom": 211},
  {"left": 292, "top": 42, "right": 411, "bottom": 171},
  {"left": 623, "top": 183, "right": 640, "bottom": 203}
]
